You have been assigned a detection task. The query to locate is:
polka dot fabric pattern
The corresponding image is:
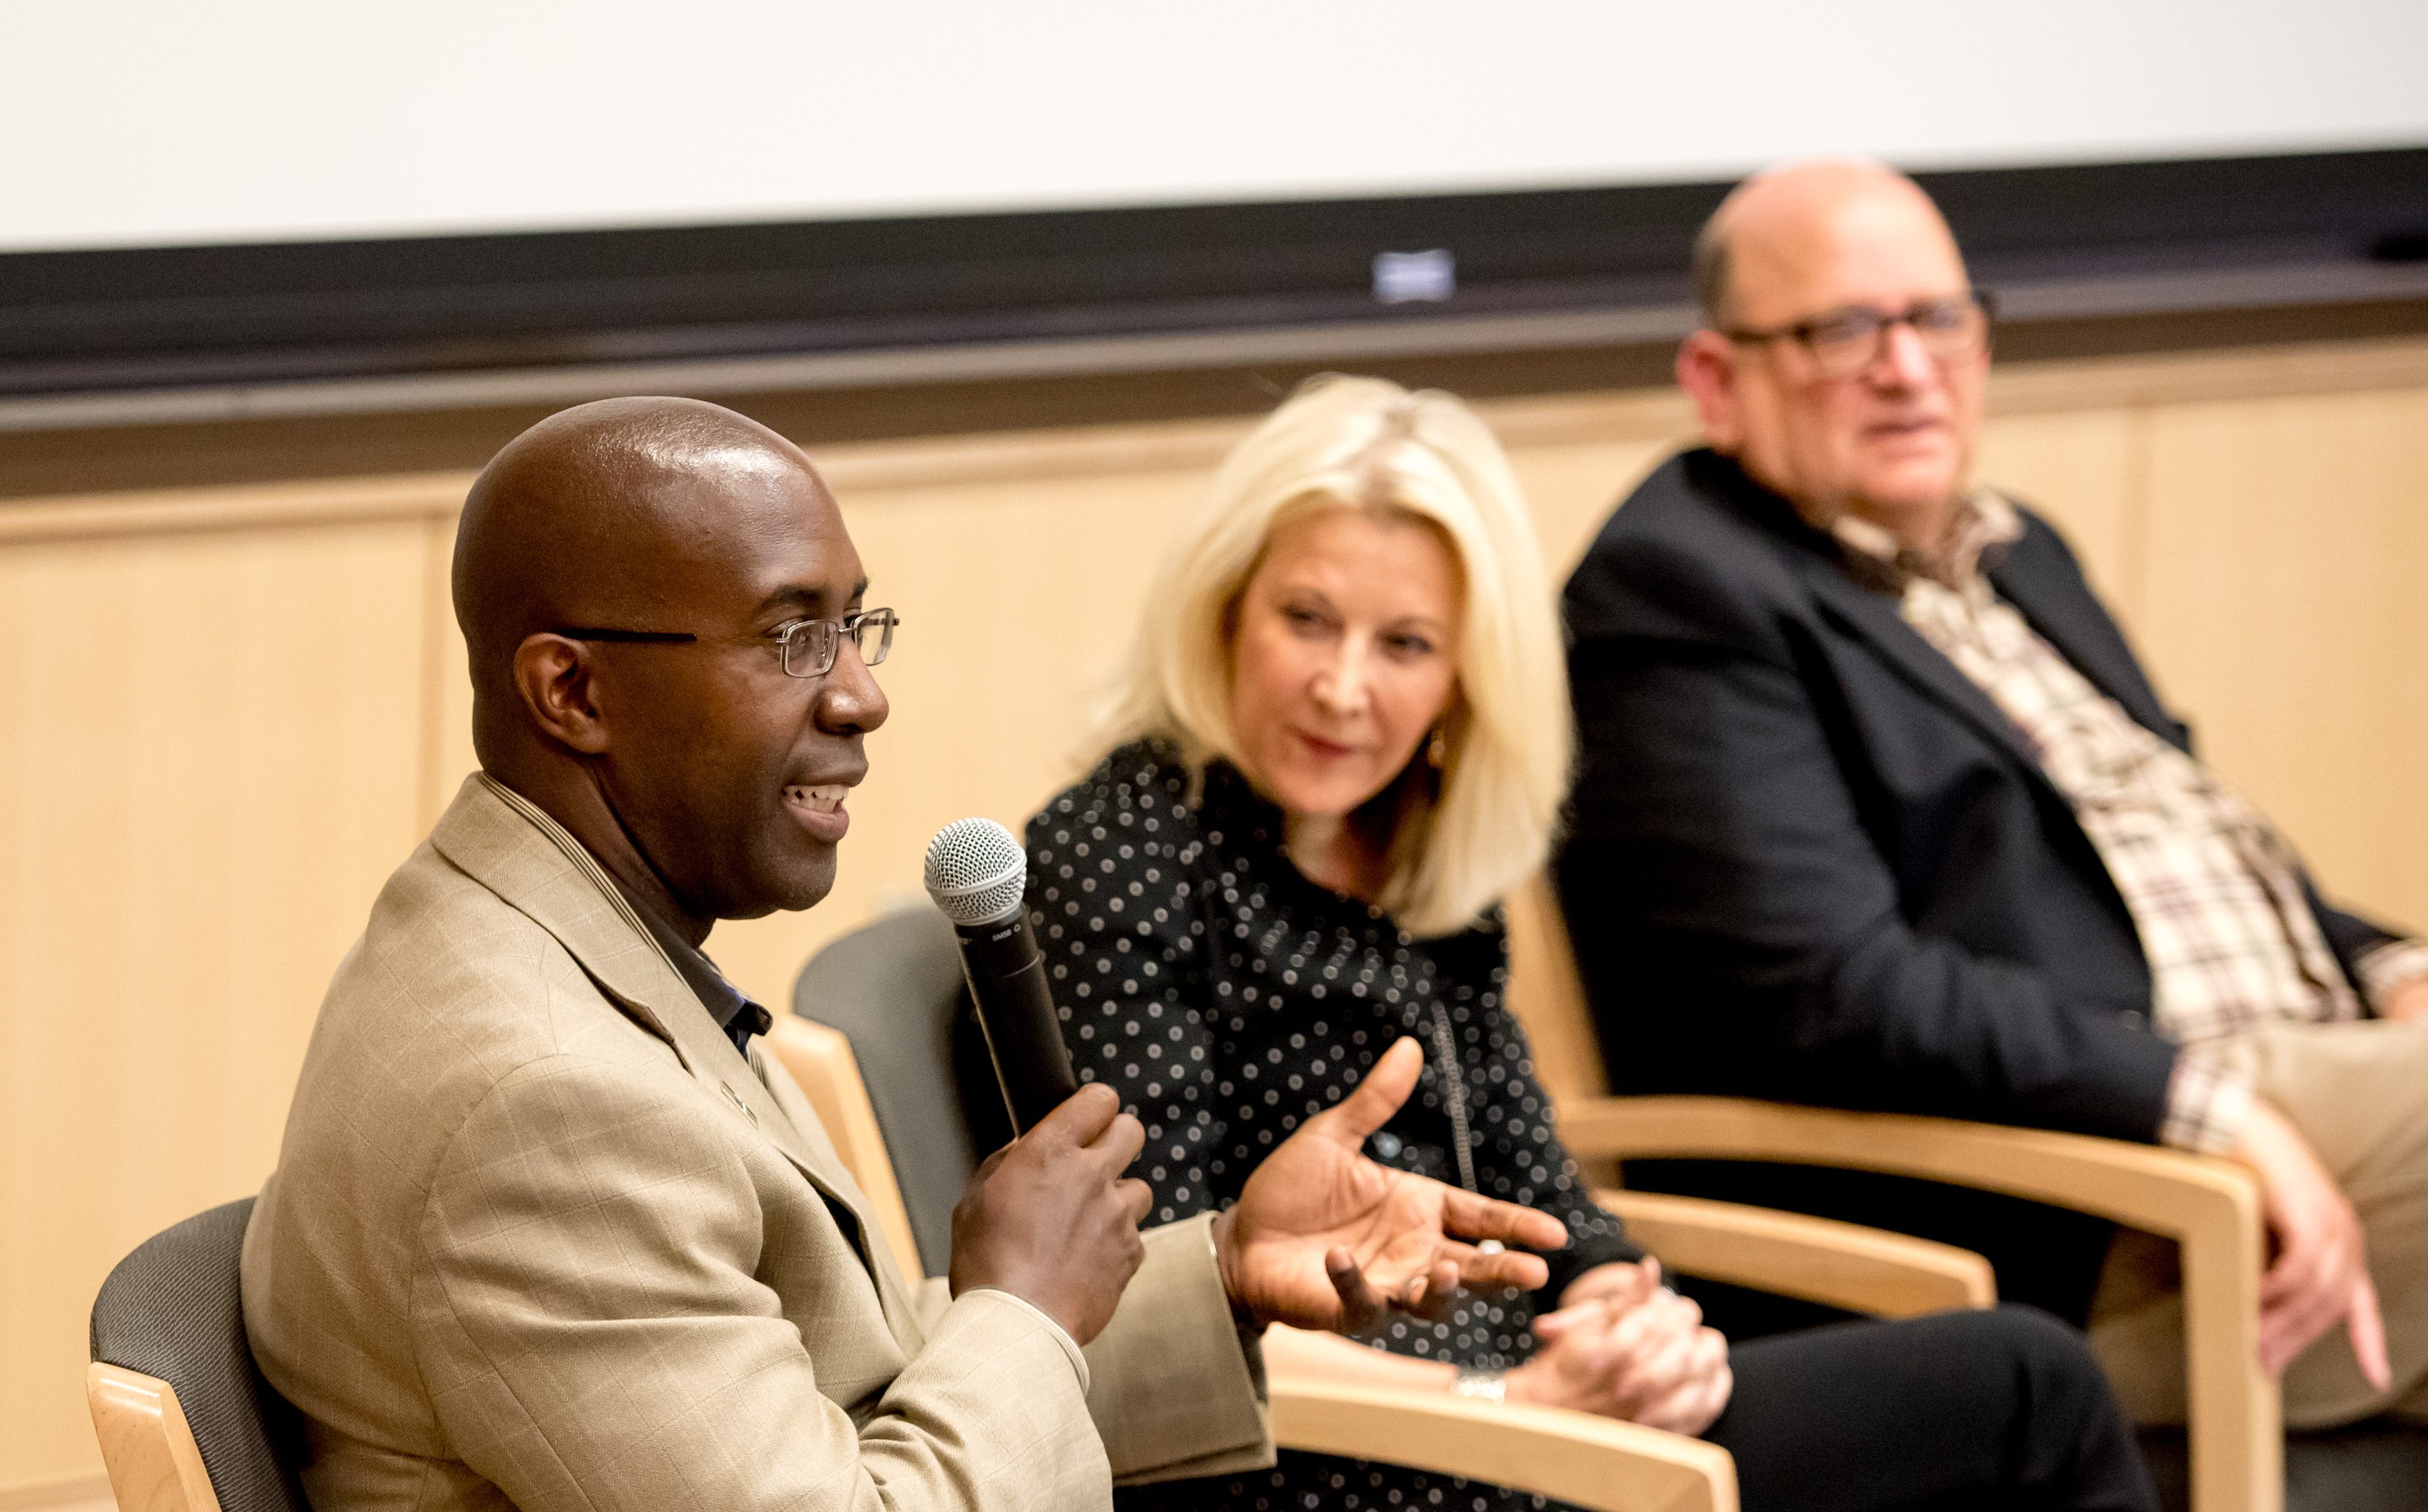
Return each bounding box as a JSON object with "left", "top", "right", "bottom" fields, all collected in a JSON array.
[{"left": 1028, "top": 740, "right": 1640, "bottom": 1512}]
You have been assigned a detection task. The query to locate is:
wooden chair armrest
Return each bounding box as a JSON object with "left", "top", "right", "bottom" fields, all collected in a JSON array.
[
  {"left": 1564, "top": 1095, "right": 2277, "bottom": 1512},
  {"left": 1595, "top": 1189, "right": 1994, "bottom": 1317},
  {"left": 1561, "top": 1095, "right": 2255, "bottom": 1231},
  {"left": 88, "top": 1362, "right": 219, "bottom": 1512},
  {"left": 1270, "top": 1375, "right": 1738, "bottom": 1512}
]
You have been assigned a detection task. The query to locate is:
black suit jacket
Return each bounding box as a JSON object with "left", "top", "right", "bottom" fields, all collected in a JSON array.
[{"left": 1556, "top": 449, "right": 2396, "bottom": 1317}]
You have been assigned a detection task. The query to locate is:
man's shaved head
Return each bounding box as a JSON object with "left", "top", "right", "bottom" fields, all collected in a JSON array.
[
  {"left": 1674, "top": 159, "right": 1986, "bottom": 549},
  {"left": 453, "top": 396, "right": 886, "bottom": 934},
  {"left": 455, "top": 396, "right": 814, "bottom": 714},
  {"left": 1692, "top": 159, "right": 1962, "bottom": 330}
]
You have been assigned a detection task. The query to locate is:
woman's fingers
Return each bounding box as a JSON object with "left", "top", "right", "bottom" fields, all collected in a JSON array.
[
  {"left": 1591, "top": 1301, "right": 1668, "bottom": 1403},
  {"left": 1531, "top": 1309, "right": 1580, "bottom": 1345},
  {"left": 1642, "top": 1356, "right": 1734, "bottom": 1437},
  {"left": 1558, "top": 1258, "right": 1658, "bottom": 1311},
  {"left": 1678, "top": 1325, "right": 1728, "bottom": 1394},
  {"left": 1529, "top": 1297, "right": 1618, "bottom": 1345},
  {"left": 1608, "top": 1296, "right": 1702, "bottom": 1396},
  {"left": 1617, "top": 1312, "right": 1700, "bottom": 1397},
  {"left": 1605, "top": 1311, "right": 1731, "bottom": 1434},
  {"left": 1673, "top": 1342, "right": 1735, "bottom": 1434},
  {"left": 1531, "top": 1296, "right": 1728, "bottom": 1427}
]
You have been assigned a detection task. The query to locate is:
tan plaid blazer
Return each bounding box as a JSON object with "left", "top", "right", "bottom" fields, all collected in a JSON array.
[{"left": 241, "top": 775, "right": 1269, "bottom": 1512}]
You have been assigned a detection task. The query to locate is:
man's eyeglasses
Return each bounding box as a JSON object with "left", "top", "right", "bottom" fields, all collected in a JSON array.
[
  {"left": 1724, "top": 290, "right": 1995, "bottom": 379},
  {"left": 555, "top": 608, "right": 897, "bottom": 679}
]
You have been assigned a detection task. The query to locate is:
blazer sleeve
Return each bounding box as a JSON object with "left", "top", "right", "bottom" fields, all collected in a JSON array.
[
  {"left": 415, "top": 1053, "right": 1115, "bottom": 1512},
  {"left": 1561, "top": 537, "right": 2178, "bottom": 1144},
  {"left": 907, "top": 1217, "right": 1273, "bottom": 1485},
  {"left": 1082, "top": 1213, "right": 1273, "bottom": 1483},
  {"left": 2302, "top": 876, "right": 2408, "bottom": 981}
]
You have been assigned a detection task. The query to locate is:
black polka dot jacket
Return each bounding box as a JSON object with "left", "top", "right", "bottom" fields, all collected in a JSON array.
[{"left": 1027, "top": 739, "right": 1643, "bottom": 1331}]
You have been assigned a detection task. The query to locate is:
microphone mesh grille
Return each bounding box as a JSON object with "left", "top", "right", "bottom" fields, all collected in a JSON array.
[{"left": 922, "top": 817, "right": 1028, "bottom": 926}]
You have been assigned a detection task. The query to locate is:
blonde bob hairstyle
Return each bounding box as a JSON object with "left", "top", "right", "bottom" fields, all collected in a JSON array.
[{"left": 1099, "top": 374, "right": 1571, "bottom": 937}]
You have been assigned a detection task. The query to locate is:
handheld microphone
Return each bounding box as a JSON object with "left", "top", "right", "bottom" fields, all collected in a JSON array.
[{"left": 922, "top": 818, "right": 1080, "bottom": 1135}]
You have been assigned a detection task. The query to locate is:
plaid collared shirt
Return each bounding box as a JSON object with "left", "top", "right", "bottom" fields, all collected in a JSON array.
[{"left": 1820, "top": 493, "right": 2428, "bottom": 1154}]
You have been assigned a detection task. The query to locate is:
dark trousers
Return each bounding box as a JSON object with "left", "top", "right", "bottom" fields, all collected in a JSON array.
[{"left": 1708, "top": 1306, "right": 2157, "bottom": 1512}]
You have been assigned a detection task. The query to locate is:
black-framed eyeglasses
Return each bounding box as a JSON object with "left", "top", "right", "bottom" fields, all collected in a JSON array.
[
  {"left": 555, "top": 608, "right": 897, "bottom": 679},
  {"left": 1724, "top": 290, "right": 1995, "bottom": 379}
]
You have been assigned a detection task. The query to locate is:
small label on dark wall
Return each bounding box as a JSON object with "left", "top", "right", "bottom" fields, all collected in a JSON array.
[{"left": 1373, "top": 248, "right": 1456, "bottom": 303}]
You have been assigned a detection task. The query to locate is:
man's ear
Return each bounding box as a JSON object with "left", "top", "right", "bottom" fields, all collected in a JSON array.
[
  {"left": 511, "top": 634, "right": 611, "bottom": 755},
  {"left": 1675, "top": 330, "right": 1746, "bottom": 453}
]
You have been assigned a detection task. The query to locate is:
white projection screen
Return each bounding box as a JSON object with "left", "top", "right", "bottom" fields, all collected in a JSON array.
[{"left": 5, "top": 0, "right": 2426, "bottom": 254}]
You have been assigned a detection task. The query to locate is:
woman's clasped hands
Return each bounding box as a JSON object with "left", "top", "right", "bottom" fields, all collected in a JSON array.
[{"left": 1504, "top": 1258, "right": 1733, "bottom": 1436}]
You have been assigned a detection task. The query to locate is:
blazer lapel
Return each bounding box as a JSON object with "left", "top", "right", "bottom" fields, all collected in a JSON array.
[
  {"left": 429, "top": 775, "right": 922, "bottom": 1334},
  {"left": 1696, "top": 461, "right": 2078, "bottom": 797},
  {"left": 1987, "top": 536, "right": 2180, "bottom": 743},
  {"left": 1787, "top": 548, "right": 2062, "bottom": 787}
]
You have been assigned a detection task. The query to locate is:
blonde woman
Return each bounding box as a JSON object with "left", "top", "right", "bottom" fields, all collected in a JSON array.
[{"left": 1025, "top": 377, "right": 2154, "bottom": 1512}]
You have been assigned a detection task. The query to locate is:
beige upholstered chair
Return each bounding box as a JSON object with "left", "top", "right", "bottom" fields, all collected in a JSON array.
[
  {"left": 1501, "top": 876, "right": 2279, "bottom": 1512},
  {"left": 771, "top": 909, "right": 2010, "bottom": 1512}
]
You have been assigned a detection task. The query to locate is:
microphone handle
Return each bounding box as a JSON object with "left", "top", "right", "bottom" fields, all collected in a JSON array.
[{"left": 951, "top": 910, "right": 1080, "bottom": 1135}]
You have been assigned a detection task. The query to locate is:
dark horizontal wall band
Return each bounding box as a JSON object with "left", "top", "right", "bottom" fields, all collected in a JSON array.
[
  {"left": 7, "top": 297, "right": 2428, "bottom": 501},
  {"left": 1, "top": 147, "right": 2423, "bottom": 400}
]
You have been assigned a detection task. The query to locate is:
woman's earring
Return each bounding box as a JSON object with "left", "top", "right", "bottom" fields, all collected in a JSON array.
[{"left": 1426, "top": 725, "right": 1448, "bottom": 768}]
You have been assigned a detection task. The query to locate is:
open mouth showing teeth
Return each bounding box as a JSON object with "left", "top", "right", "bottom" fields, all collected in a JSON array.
[{"left": 784, "top": 785, "right": 849, "bottom": 814}]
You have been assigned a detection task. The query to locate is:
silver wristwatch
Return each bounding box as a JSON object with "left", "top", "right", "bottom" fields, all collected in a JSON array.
[{"left": 1449, "top": 1366, "right": 1507, "bottom": 1404}]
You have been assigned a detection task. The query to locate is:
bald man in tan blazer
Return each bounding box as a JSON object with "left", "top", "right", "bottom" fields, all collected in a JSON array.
[
  {"left": 244, "top": 398, "right": 1566, "bottom": 1512},
  {"left": 244, "top": 774, "right": 1269, "bottom": 1512}
]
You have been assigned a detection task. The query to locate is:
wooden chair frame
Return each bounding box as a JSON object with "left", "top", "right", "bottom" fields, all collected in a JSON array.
[
  {"left": 1503, "top": 877, "right": 2280, "bottom": 1512},
  {"left": 1271, "top": 1378, "right": 1736, "bottom": 1512},
  {"left": 88, "top": 1362, "right": 222, "bottom": 1512},
  {"left": 768, "top": 1016, "right": 1991, "bottom": 1320},
  {"left": 769, "top": 1010, "right": 2013, "bottom": 1512}
]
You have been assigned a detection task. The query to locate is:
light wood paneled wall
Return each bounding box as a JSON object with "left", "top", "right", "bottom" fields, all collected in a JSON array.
[
  {"left": 2138, "top": 387, "right": 2428, "bottom": 937},
  {"left": 1, "top": 521, "right": 440, "bottom": 1486},
  {"left": 7, "top": 337, "right": 2426, "bottom": 1496}
]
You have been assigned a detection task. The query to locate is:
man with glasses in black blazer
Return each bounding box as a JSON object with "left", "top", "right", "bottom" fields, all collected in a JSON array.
[{"left": 1557, "top": 158, "right": 2428, "bottom": 1432}]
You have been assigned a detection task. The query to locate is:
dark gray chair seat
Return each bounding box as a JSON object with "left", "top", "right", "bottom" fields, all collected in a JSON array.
[
  {"left": 792, "top": 905, "right": 1011, "bottom": 1277},
  {"left": 89, "top": 1197, "right": 310, "bottom": 1512}
]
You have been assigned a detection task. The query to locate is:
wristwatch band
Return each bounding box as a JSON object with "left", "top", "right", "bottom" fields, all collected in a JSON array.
[{"left": 1449, "top": 1366, "right": 1507, "bottom": 1404}]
